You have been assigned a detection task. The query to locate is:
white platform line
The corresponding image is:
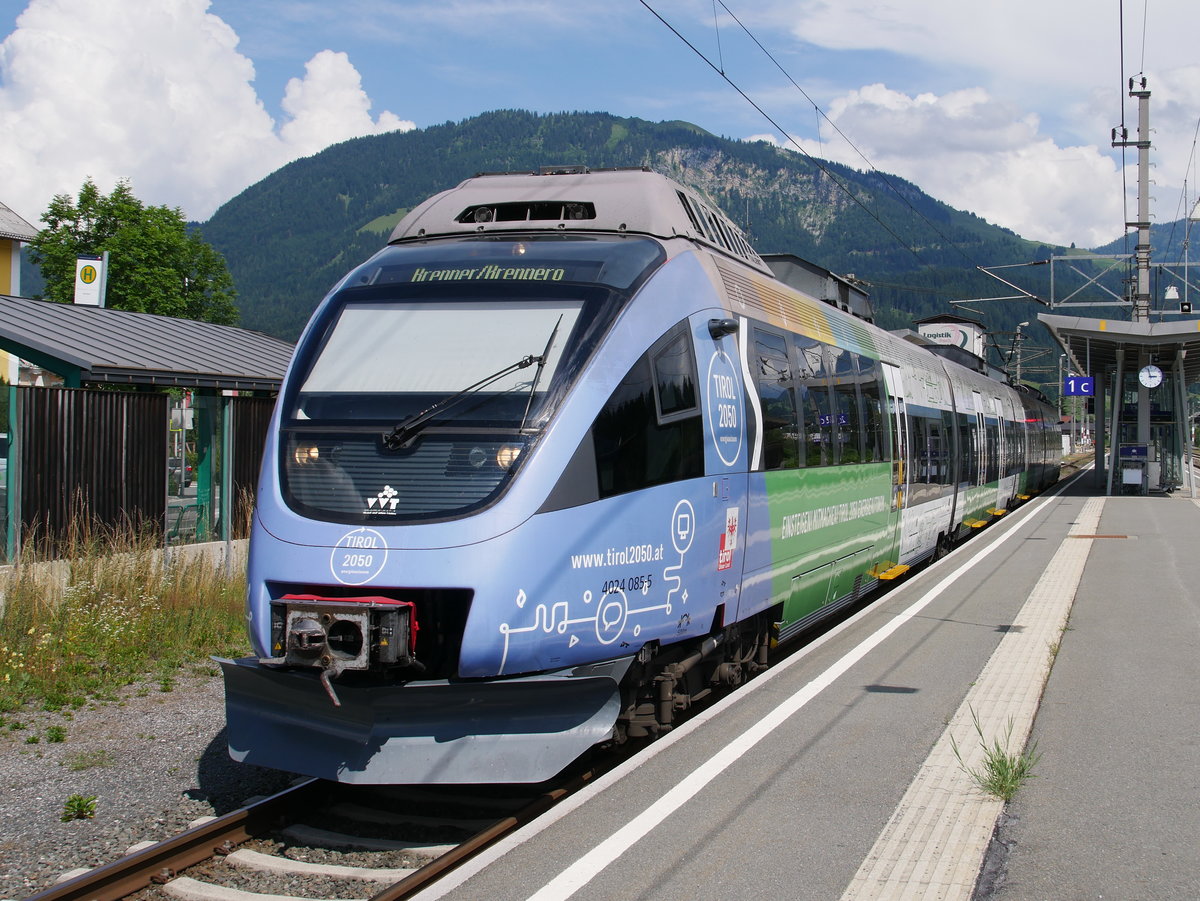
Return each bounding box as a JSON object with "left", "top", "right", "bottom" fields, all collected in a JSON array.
[
  {"left": 513, "top": 495, "right": 1065, "bottom": 901},
  {"left": 408, "top": 483, "right": 1073, "bottom": 901},
  {"left": 840, "top": 496, "right": 1103, "bottom": 900}
]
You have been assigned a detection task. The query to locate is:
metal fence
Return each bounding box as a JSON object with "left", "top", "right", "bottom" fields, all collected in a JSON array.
[
  {"left": 17, "top": 387, "right": 167, "bottom": 554},
  {"left": 230, "top": 396, "right": 275, "bottom": 539},
  {"left": 8, "top": 387, "right": 275, "bottom": 558}
]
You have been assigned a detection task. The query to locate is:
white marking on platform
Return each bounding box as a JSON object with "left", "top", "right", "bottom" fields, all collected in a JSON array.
[
  {"left": 521, "top": 496, "right": 1061, "bottom": 901},
  {"left": 840, "top": 497, "right": 1103, "bottom": 900}
]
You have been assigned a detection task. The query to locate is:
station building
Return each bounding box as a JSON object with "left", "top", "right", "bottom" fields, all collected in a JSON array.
[{"left": 0, "top": 202, "right": 294, "bottom": 561}]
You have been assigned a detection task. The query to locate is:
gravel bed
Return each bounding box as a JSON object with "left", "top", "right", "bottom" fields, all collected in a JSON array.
[{"left": 0, "top": 671, "right": 294, "bottom": 899}]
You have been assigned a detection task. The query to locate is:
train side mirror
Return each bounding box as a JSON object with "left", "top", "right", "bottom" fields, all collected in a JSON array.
[{"left": 708, "top": 318, "right": 739, "bottom": 339}]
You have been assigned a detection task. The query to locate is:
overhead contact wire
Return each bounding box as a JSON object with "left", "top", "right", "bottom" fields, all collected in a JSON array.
[
  {"left": 714, "top": 0, "right": 981, "bottom": 270},
  {"left": 642, "top": 0, "right": 994, "bottom": 283},
  {"left": 639, "top": 0, "right": 931, "bottom": 270}
]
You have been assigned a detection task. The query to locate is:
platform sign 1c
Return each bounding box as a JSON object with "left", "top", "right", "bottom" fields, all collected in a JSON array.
[{"left": 1062, "top": 375, "right": 1094, "bottom": 397}]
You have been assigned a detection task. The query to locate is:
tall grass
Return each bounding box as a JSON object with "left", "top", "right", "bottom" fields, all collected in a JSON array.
[
  {"left": 0, "top": 518, "right": 249, "bottom": 714},
  {"left": 951, "top": 706, "right": 1042, "bottom": 802}
]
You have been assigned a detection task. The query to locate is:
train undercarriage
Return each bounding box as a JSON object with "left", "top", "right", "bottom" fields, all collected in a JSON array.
[{"left": 221, "top": 595, "right": 779, "bottom": 784}]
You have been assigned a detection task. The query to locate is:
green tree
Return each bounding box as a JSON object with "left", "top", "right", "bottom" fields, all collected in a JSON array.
[{"left": 29, "top": 179, "right": 238, "bottom": 324}]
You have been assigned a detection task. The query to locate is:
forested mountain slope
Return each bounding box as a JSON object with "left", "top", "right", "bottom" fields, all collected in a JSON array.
[{"left": 199, "top": 110, "right": 1064, "bottom": 344}]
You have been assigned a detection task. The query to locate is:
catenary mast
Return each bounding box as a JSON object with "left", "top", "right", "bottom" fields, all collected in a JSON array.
[{"left": 1112, "top": 76, "right": 1152, "bottom": 323}]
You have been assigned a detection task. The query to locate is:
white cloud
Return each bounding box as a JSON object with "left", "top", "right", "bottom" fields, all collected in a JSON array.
[
  {"left": 744, "top": 133, "right": 783, "bottom": 147},
  {"left": 0, "top": 0, "right": 412, "bottom": 224},
  {"left": 782, "top": 83, "right": 1123, "bottom": 247},
  {"left": 776, "top": 0, "right": 1159, "bottom": 99},
  {"left": 279, "top": 50, "right": 413, "bottom": 155},
  {"left": 744, "top": 0, "right": 1200, "bottom": 246}
]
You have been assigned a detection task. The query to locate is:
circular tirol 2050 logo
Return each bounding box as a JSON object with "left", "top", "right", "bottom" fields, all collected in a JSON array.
[
  {"left": 706, "top": 350, "right": 743, "bottom": 467},
  {"left": 330, "top": 527, "right": 388, "bottom": 585}
]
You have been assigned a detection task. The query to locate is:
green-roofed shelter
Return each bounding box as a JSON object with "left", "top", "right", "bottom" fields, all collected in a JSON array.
[{"left": 0, "top": 293, "right": 294, "bottom": 559}]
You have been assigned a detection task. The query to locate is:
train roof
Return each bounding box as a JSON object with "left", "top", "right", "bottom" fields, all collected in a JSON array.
[
  {"left": 388, "top": 166, "right": 772, "bottom": 275},
  {"left": 761, "top": 253, "right": 875, "bottom": 323}
]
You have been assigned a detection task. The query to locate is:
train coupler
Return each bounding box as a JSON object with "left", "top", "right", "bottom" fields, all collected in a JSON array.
[{"left": 261, "top": 595, "right": 423, "bottom": 705}]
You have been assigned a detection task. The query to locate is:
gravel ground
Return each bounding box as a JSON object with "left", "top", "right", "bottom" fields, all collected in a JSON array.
[{"left": 0, "top": 671, "right": 294, "bottom": 899}]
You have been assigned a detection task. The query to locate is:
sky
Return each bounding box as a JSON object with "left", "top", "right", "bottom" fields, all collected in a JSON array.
[{"left": 1, "top": 0, "right": 1198, "bottom": 251}]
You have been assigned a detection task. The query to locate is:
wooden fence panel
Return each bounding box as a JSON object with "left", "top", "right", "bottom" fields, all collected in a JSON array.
[
  {"left": 16, "top": 387, "right": 167, "bottom": 553},
  {"left": 230, "top": 396, "right": 275, "bottom": 538}
]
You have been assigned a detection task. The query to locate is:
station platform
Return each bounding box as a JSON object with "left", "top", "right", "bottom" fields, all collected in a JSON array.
[{"left": 411, "top": 470, "right": 1200, "bottom": 901}]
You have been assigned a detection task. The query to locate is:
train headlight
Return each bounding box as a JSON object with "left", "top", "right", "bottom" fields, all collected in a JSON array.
[
  {"left": 496, "top": 444, "right": 522, "bottom": 470},
  {"left": 293, "top": 444, "right": 321, "bottom": 466}
]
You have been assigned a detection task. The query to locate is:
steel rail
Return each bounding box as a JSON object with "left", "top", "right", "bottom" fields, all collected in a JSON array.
[
  {"left": 368, "top": 772, "right": 595, "bottom": 901},
  {"left": 23, "top": 779, "right": 324, "bottom": 901}
]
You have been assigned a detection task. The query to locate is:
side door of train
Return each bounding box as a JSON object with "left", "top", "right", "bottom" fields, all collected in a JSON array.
[
  {"left": 964, "top": 389, "right": 988, "bottom": 517},
  {"left": 881, "top": 361, "right": 914, "bottom": 564},
  {"left": 996, "top": 394, "right": 1018, "bottom": 510},
  {"left": 693, "top": 312, "right": 751, "bottom": 628}
]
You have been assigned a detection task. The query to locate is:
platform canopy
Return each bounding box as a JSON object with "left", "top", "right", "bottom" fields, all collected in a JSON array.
[
  {"left": 0, "top": 293, "right": 294, "bottom": 391},
  {"left": 1038, "top": 312, "right": 1200, "bottom": 386}
]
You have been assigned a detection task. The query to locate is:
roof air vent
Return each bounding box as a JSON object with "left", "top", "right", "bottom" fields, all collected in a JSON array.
[{"left": 455, "top": 201, "right": 596, "bottom": 224}]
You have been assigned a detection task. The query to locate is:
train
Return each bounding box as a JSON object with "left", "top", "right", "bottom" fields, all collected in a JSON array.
[{"left": 219, "top": 166, "right": 1060, "bottom": 784}]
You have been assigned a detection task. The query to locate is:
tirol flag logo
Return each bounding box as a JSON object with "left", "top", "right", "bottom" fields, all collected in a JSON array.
[{"left": 718, "top": 507, "right": 738, "bottom": 571}]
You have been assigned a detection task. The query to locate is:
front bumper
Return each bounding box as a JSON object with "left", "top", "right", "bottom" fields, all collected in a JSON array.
[{"left": 218, "top": 655, "right": 632, "bottom": 784}]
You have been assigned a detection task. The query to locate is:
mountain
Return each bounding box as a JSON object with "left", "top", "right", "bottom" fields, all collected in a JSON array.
[
  {"left": 198, "top": 110, "right": 1066, "bottom": 351},
  {"left": 1092, "top": 219, "right": 1198, "bottom": 260}
]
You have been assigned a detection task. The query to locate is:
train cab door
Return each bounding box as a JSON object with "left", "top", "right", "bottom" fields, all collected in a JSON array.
[
  {"left": 881, "top": 363, "right": 912, "bottom": 565},
  {"left": 696, "top": 314, "right": 750, "bottom": 621}
]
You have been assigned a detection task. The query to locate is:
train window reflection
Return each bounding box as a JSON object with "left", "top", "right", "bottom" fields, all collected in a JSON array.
[
  {"left": 593, "top": 322, "right": 703, "bottom": 498},
  {"left": 796, "top": 340, "right": 832, "bottom": 467},
  {"left": 295, "top": 300, "right": 582, "bottom": 417},
  {"left": 753, "top": 329, "right": 798, "bottom": 471},
  {"left": 653, "top": 332, "right": 698, "bottom": 420}
]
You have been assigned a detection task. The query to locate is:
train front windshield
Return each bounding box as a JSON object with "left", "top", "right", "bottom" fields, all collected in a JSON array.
[{"left": 280, "top": 236, "right": 665, "bottom": 524}]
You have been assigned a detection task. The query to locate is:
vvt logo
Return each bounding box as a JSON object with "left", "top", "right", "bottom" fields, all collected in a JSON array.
[{"left": 366, "top": 485, "right": 399, "bottom": 512}]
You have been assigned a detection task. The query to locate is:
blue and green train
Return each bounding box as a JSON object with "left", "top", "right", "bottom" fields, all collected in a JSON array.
[{"left": 220, "top": 167, "right": 1060, "bottom": 784}]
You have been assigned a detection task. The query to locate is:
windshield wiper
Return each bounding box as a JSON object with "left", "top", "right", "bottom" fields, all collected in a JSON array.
[
  {"left": 519, "top": 314, "right": 564, "bottom": 431},
  {"left": 382, "top": 355, "right": 541, "bottom": 450}
]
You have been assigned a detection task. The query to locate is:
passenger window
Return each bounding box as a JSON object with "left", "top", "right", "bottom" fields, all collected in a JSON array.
[
  {"left": 913, "top": 414, "right": 933, "bottom": 484},
  {"left": 593, "top": 323, "right": 703, "bottom": 499},
  {"left": 859, "top": 356, "right": 885, "bottom": 464},
  {"left": 940, "top": 410, "right": 957, "bottom": 484},
  {"left": 753, "top": 329, "right": 799, "bottom": 470},
  {"left": 653, "top": 333, "right": 698, "bottom": 420},
  {"left": 796, "top": 339, "right": 832, "bottom": 467},
  {"left": 830, "top": 349, "right": 863, "bottom": 465}
]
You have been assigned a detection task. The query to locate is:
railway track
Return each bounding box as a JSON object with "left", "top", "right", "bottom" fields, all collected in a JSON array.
[
  {"left": 25, "top": 774, "right": 590, "bottom": 901},
  {"left": 22, "top": 464, "right": 1090, "bottom": 901}
]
